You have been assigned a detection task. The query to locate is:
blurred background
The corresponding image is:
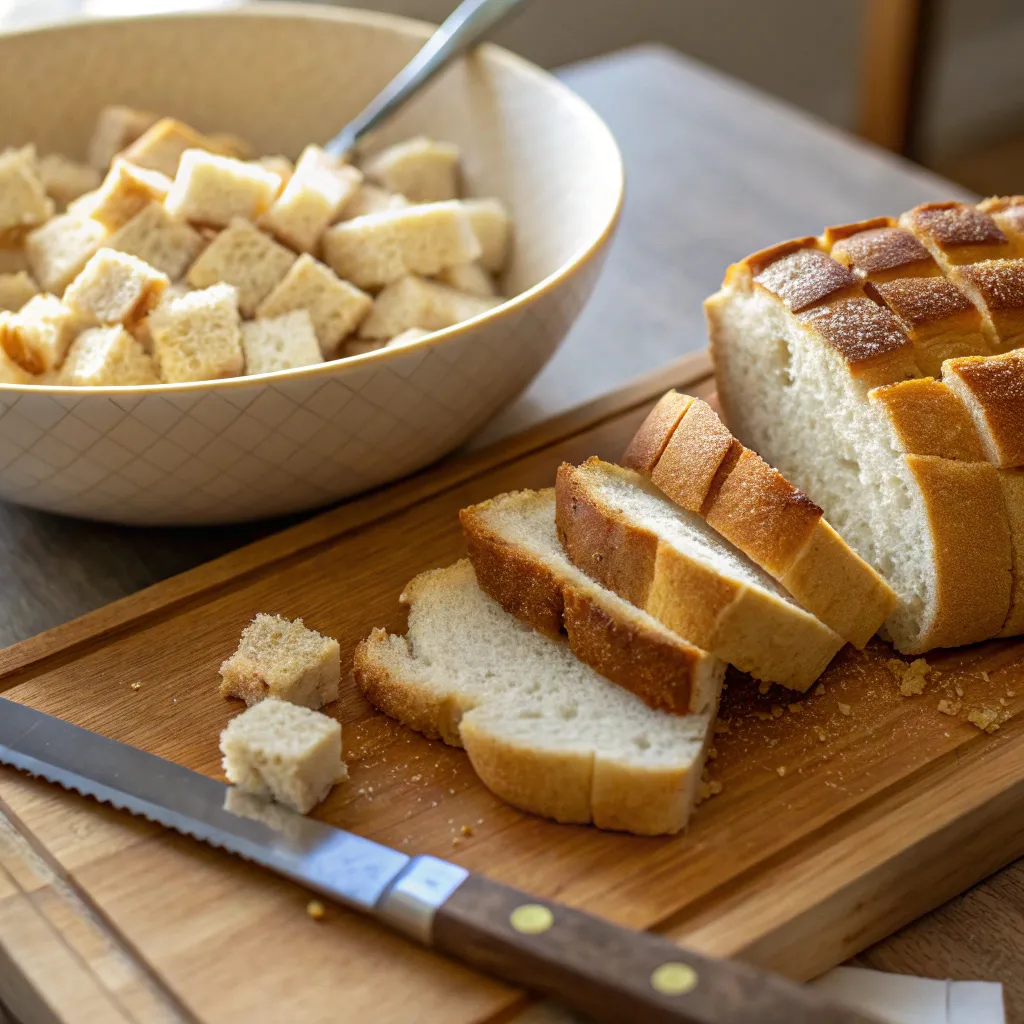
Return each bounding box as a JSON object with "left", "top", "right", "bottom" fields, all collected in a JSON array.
[{"left": 2, "top": 0, "right": 1021, "bottom": 193}]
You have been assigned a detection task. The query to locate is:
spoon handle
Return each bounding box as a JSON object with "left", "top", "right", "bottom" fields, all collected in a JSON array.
[{"left": 324, "top": 0, "right": 530, "bottom": 158}]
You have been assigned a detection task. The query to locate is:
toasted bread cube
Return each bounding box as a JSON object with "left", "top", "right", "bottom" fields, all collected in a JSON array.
[
  {"left": 58, "top": 324, "right": 159, "bottom": 386},
  {"left": 388, "top": 326, "right": 430, "bottom": 346},
  {"left": 256, "top": 155, "right": 295, "bottom": 185},
  {"left": 359, "top": 275, "right": 500, "bottom": 339},
  {"left": 220, "top": 613, "right": 341, "bottom": 708},
  {"left": 149, "top": 282, "right": 242, "bottom": 382},
  {"left": 321, "top": 201, "right": 480, "bottom": 289},
  {"left": 261, "top": 146, "right": 363, "bottom": 252},
  {"left": 88, "top": 105, "right": 160, "bottom": 171},
  {"left": 0, "top": 294, "right": 83, "bottom": 374},
  {"left": 436, "top": 261, "right": 496, "bottom": 297},
  {"left": 26, "top": 215, "right": 107, "bottom": 295},
  {"left": 337, "top": 183, "right": 408, "bottom": 220},
  {"left": 0, "top": 343, "right": 34, "bottom": 383},
  {"left": 166, "top": 150, "right": 281, "bottom": 228},
  {"left": 64, "top": 248, "right": 169, "bottom": 327},
  {"left": 343, "top": 339, "right": 386, "bottom": 357},
  {"left": 255, "top": 254, "right": 371, "bottom": 357},
  {"left": 364, "top": 136, "right": 460, "bottom": 203},
  {"left": 462, "top": 198, "right": 510, "bottom": 273},
  {"left": 0, "top": 146, "right": 55, "bottom": 242},
  {"left": 186, "top": 218, "right": 295, "bottom": 317},
  {"left": 0, "top": 271, "right": 39, "bottom": 312},
  {"left": 107, "top": 201, "right": 205, "bottom": 280},
  {"left": 220, "top": 699, "right": 346, "bottom": 814},
  {"left": 121, "top": 118, "right": 241, "bottom": 179},
  {"left": 70, "top": 158, "right": 172, "bottom": 231},
  {"left": 37, "top": 154, "right": 102, "bottom": 209},
  {"left": 207, "top": 132, "right": 253, "bottom": 161},
  {"left": 241, "top": 310, "right": 324, "bottom": 375}
]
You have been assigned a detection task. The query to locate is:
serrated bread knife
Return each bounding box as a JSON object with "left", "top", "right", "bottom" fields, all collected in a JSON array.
[{"left": 0, "top": 700, "right": 878, "bottom": 1023}]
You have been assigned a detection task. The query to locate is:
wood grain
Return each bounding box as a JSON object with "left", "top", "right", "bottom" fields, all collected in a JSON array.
[{"left": 2, "top": 355, "right": 1024, "bottom": 1023}]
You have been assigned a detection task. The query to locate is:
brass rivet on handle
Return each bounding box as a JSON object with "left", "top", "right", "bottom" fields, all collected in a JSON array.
[
  {"left": 650, "top": 962, "right": 698, "bottom": 996},
  {"left": 509, "top": 904, "right": 554, "bottom": 935}
]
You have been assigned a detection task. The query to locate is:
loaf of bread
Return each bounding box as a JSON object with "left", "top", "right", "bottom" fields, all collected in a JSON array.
[
  {"left": 354, "top": 560, "right": 716, "bottom": 835},
  {"left": 707, "top": 199, "right": 1024, "bottom": 653},
  {"left": 460, "top": 488, "right": 724, "bottom": 715},
  {"left": 623, "top": 391, "right": 896, "bottom": 647}
]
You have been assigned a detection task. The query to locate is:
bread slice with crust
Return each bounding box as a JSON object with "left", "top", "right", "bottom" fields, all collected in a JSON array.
[
  {"left": 353, "top": 560, "right": 716, "bottom": 835},
  {"left": 707, "top": 236, "right": 1011, "bottom": 652},
  {"left": 555, "top": 458, "right": 844, "bottom": 689},
  {"left": 623, "top": 392, "right": 896, "bottom": 647},
  {"left": 460, "top": 488, "right": 724, "bottom": 715},
  {"left": 942, "top": 352, "right": 1024, "bottom": 469}
]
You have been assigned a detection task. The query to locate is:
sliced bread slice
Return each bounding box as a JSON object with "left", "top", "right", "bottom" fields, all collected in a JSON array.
[
  {"left": 353, "top": 561, "right": 715, "bottom": 835},
  {"left": 460, "top": 488, "right": 724, "bottom": 715},
  {"left": 623, "top": 392, "right": 897, "bottom": 647},
  {"left": 708, "top": 241, "right": 1013, "bottom": 652},
  {"left": 555, "top": 458, "right": 844, "bottom": 689}
]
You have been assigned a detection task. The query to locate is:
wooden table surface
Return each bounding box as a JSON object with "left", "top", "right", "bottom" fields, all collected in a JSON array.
[{"left": 0, "top": 41, "right": 1018, "bottom": 1022}]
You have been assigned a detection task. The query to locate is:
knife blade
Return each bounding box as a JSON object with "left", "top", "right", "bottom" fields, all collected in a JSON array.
[{"left": 0, "top": 700, "right": 879, "bottom": 1024}]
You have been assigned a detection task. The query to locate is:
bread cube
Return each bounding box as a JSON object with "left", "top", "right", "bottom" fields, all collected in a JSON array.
[
  {"left": 37, "top": 154, "right": 102, "bottom": 209},
  {"left": 0, "top": 271, "right": 39, "bottom": 312},
  {"left": 107, "top": 201, "right": 205, "bottom": 280},
  {"left": 359, "top": 275, "right": 500, "bottom": 339},
  {"left": 121, "top": 117, "right": 241, "bottom": 179},
  {"left": 0, "top": 344, "right": 34, "bottom": 383},
  {"left": 0, "top": 146, "right": 55, "bottom": 242},
  {"left": 166, "top": 150, "right": 282, "bottom": 228},
  {"left": 255, "top": 254, "right": 371, "bottom": 357},
  {"left": 58, "top": 324, "right": 159, "bottom": 386},
  {"left": 220, "top": 613, "right": 341, "bottom": 708},
  {"left": 343, "top": 339, "right": 387, "bottom": 357},
  {"left": 337, "top": 183, "right": 408, "bottom": 221},
  {"left": 436, "top": 261, "right": 496, "bottom": 297},
  {"left": 389, "top": 326, "right": 430, "bottom": 346},
  {"left": 462, "top": 198, "right": 510, "bottom": 273},
  {"left": 322, "top": 200, "right": 480, "bottom": 289},
  {"left": 0, "top": 294, "right": 82, "bottom": 374},
  {"left": 207, "top": 132, "right": 253, "bottom": 161},
  {"left": 242, "top": 310, "right": 324, "bottom": 375},
  {"left": 261, "top": 146, "right": 362, "bottom": 253},
  {"left": 186, "top": 218, "right": 295, "bottom": 317},
  {"left": 220, "top": 699, "right": 346, "bottom": 814},
  {"left": 88, "top": 105, "right": 159, "bottom": 171},
  {"left": 70, "top": 158, "right": 172, "bottom": 231},
  {"left": 364, "top": 136, "right": 460, "bottom": 203},
  {"left": 256, "top": 155, "right": 295, "bottom": 185},
  {"left": 64, "top": 248, "right": 169, "bottom": 327},
  {"left": 26, "top": 215, "right": 108, "bottom": 296},
  {"left": 148, "top": 283, "right": 243, "bottom": 383}
]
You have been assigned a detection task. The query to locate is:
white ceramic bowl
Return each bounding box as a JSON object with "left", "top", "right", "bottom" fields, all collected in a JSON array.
[{"left": 0, "top": 3, "right": 622, "bottom": 525}]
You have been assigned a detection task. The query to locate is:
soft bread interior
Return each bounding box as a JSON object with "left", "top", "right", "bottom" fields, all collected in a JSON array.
[
  {"left": 355, "top": 561, "right": 714, "bottom": 835},
  {"left": 710, "top": 285, "right": 935, "bottom": 649}
]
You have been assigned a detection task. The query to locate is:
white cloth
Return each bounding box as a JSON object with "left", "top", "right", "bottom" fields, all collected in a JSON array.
[{"left": 810, "top": 966, "right": 1005, "bottom": 1024}]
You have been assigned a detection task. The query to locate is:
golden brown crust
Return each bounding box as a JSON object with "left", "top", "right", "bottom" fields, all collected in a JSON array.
[
  {"left": 869, "top": 377, "right": 987, "bottom": 461},
  {"left": 997, "top": 469, "right": 1024, "bottom": 638},
  {"left": 821, "top": 216, "right": 896, "bottom": 246},
  {"left": 949, "top": 259, "right": 1024, "bottom": 353},
  {"left": 830, "top": 225, "right": 938, "bottom": 283},
  {"left": 977, "top": 197, "right": 1024, "bottom": 254},
  {"left": 901, "top": 202, "right": 1012, "bottom": 265},
  {"left": 555, "top": 459, "right": 844, "bottom": 689},
  {"left": 796, "top": 296, "right": 920, "bottom": 387},
  {"left": 621, "top": 390, "right": 693, "bottom": 474},
  {"left": 459, "top": 494, "right": 715, "bottom": 716},
  {"left": 740, "top": 236, "right": 822, "bottom": 277},
  {"left": 903, "top": 455, "right": 1012, "bottom": 651},
  {"left": 865, "top": 276, "right": 990, "bottom": 375},
  {"left": 942, "top": 353, "right": 1024, "bottom": 468},
  {"left": 649, "top": 394, "right": 736, "bottom": 512},
  {"left": 754, "top": 247, "right": 859, "bottom": 313}
]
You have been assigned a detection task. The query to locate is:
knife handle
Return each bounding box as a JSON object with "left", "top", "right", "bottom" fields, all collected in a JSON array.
[{"left": 432, "top": 873, "right": 880, "bottom": 1024}]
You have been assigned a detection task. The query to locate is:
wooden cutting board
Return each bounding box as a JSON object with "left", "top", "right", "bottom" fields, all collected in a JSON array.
[{"left": 3, "top": 350, "right": 1024, "bottom": 1024}]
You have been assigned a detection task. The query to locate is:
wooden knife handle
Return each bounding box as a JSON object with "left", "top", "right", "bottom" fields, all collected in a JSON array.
[{"left": 433, "top": 873, "right": 880, "bottom": 1024}]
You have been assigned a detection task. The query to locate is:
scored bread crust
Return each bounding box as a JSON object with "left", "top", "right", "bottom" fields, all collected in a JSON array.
[
  {"left": 624, "top": 392, "right": 896, "bottom": 648},
  {"left": 555, "top": 458, "right": 844, "bottom": 690},
  {"left": 459, "top": 489, "right": 722, "bottom": 716},
  {"left": 353, "top": 562, "right": 713, "bottom": 835},
  {"left": 943, "top": 353, "right": 1024, "bottom": 469}
]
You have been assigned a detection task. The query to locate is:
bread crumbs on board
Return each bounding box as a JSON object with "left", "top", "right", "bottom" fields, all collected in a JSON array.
[
  {"left": 306, "top": 900, "right": 326, "bottom": 921},
  {"left": 887, "top": 657, "right": 930, "bottom": 696},
  {"left": 967, "top": 708, "right": 1002, "bottom": 733}
]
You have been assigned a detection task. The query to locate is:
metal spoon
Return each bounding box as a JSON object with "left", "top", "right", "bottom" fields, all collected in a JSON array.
[{"left": 323, "top": 0, "right": 531, "bottom": 159}]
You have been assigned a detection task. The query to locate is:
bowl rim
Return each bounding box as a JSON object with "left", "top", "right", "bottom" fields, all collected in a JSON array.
[{"left": 0, "top": 1, "right": 625, "bottom": 399}]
